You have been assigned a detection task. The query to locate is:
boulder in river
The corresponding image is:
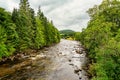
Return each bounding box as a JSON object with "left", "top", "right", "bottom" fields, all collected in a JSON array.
[
  {"left": 59, "top": 52, "right": 62, "bottom": 54},
  {"left": 68, "top": 59, "right": 72, "bottom": 62},
  {"left": 74, "top": 69, "right": 82, "bottom": 74}
]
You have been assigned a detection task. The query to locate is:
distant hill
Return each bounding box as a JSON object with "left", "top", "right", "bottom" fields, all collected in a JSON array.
[
  {"left": 59, "top": 29, "right": 75, "bottom": 39},
  {"left": 59, "top": 29, "right": 75, "bottom": 34}
]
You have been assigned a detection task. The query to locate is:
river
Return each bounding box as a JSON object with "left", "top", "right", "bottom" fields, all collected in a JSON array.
[{"left": 0, "top": 39, "right": 88, "bottom": 80}]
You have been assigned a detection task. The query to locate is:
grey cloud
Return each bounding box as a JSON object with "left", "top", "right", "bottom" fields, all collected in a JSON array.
[
  {"left": 0, "top": 0, "right": 102, "bottom": 31},
  {"left": 39, "top": 0, "right": 70, "bottom": 7},
  {"left": 29, "top": 0, "right": 71, "bottom": 13},
  {"left": 0, "top": 1, "right": 8, "bottom": 10}
]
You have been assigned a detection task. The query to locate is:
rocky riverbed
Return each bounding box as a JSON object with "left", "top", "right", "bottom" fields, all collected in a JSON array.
[{"left": 0, "top": 39, "right": 89, "bottom": 80}]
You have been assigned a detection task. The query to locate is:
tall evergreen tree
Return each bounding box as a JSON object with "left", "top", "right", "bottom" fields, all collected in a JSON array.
[
  {"left": 0, "top": 7, "right": 17, "bottom": 58},
  {"left": 15, "top": 0, "right": 35, "bottom": 50}
]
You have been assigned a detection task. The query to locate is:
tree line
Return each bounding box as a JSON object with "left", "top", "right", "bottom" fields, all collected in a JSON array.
[
  {"left": 0, "top": 0, "right": 60, "bottom": 59},
  {"left": 59, "top": 29, "right": 75, "bottom": 39},
  {"left": 78, "top": 0, "right": 120, "bottom": 80},
  {"left": 59, "top": 29, "right": 81, "bottom": 41}
]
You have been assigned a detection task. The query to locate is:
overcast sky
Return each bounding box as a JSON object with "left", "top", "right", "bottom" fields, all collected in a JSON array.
[{"left": 0, "top": 0, "right": 102, "bottom": 31}]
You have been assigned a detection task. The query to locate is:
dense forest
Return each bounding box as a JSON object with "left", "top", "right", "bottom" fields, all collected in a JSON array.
[
  {"left": 0, "top": 0, "right": 60, "bottom": 59},
  {"left": 78, "top": 0, "right": 120, "bottom": 80}
]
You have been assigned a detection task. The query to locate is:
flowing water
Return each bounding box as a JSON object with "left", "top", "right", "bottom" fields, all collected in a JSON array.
[{"left": 0, "top": 39, "right": 88, "bottom": 80}]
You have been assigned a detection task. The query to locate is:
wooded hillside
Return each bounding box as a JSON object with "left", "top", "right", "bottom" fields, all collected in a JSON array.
[{"left": 79, "top": 0, "right": 120, "bottom": 80}]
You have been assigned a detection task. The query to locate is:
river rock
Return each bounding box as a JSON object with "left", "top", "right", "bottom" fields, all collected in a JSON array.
[
  {"left": 59, "top": 52, "right": 62, "bottom": 54},
  {"left": 68, "top": 59, "right": 72, "bottom": 62},
  {"left": 31, "top": 54, "right": 46, "bottom": 60},
  {"left": 74, "top": 69, "right": 82, "bottom": 73}
]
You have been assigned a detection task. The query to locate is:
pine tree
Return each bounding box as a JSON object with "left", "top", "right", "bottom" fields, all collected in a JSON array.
[{"left": 16, "top": 0, "right": 35, "bottom": 50}]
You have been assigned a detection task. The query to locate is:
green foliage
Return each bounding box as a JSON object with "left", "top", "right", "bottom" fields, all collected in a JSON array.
[
  {"left": 0, "top": 0, "right": 60, "bottom": 58},
  {"left": 0, "top": 8, "right": 16, "bottom": 58},
  {"left": 35, "top": 18, "right": 46, "bottom": 49},
  {"left": 74, "top": 32, "right": 81, "bottom": 41},
  {"left": 79, "top": 0, "right": 120, "bottom": 79},
  {"left": 36, "top": 6, "right": 60, "bottom": 46}
]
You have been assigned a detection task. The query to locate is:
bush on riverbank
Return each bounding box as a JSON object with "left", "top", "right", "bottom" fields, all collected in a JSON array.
[
  {"left": 0, "top": 0, "right": 60, "bottom": 59},
  {"left": 79, "top": 0, "right": 120, "bottom": 80}
]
